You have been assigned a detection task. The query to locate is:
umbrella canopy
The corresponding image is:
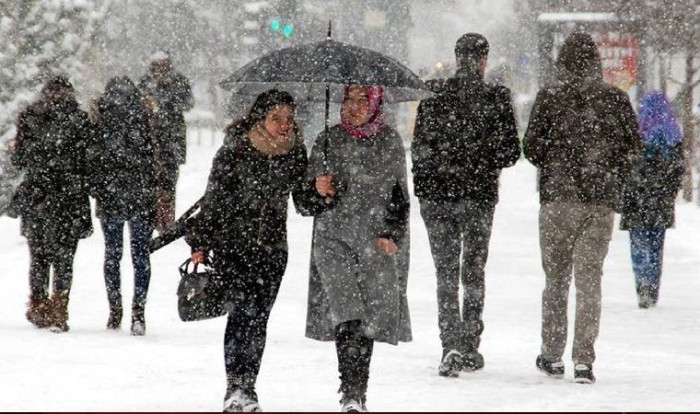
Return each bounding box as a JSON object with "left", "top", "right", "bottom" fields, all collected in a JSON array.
[{"left": 220, "top": 39, "right": 432, "bottom": 103}]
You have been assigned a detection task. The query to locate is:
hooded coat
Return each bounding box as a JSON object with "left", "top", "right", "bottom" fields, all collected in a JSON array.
[
  {"left": 620, "top": 93, "right": 685, "bottom": 230},
  {"left": 92, "top": 78, "right": 157, "bottom": 220},
  {"left": 11, "top": 94, "right": 93, "bottom": 243},
  {"left": 523, "top": 32, "right": 643, "bottom": 211},
  {"left": 138, "top": 67, "right": 193, "bottom": 167},
  {"left": 305, "top": 125, "right": 411, "bottom": 345}
]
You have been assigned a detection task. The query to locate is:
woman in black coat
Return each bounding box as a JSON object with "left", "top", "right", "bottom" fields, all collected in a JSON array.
[
  {"left": 186, "top": 89, "right": 316, "bottom": 412},
  {"left": 620, "top": 91, "right": 685, "bottom": 308},
  {"left": 11, "top": 76, "right": 93, "bottom": 332},
  {"left": 92, "top": 76, "right": 157, "bottom": 334}
]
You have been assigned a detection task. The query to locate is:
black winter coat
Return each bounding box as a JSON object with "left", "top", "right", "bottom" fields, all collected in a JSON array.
[
  {"left": 186, "top": 127, "right": 314, "bottom": 256},
  {"left": 11, "top": 97, "right": 93, "bottom": 243},
  {"left": 523, "top": 78, "right": 643, "bottom": 212},
  {"left": 411, "top": 70, "right": 521, "bottom": 204},
  {"left": 620, "top": 144, "right": 684, "bottom": 230},
  {"left": 138, "top": 71, "right": 193, "bottom": 167},
  {"left": 92, "top": 85, "right": 157, "bottom": 220}
]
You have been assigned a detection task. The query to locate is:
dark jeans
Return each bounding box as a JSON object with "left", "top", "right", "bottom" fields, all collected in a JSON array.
[
  {"left": 101, "top": 216, "right": 154, "bottom": 305},
  {"left": 335, "top": 320, "right": 374, "bottom": 401},
  {"left": 419, "top": 198, "right": 495, "bottom": 355},
  {"left": 630, "top": 229, "right": 666, "bottom": 301},
  {"left": 27, "top": 235, "right": 78, "bottom": 300},
  {"left": 223, "top": 247, "right": 287, "bottom": 393}
]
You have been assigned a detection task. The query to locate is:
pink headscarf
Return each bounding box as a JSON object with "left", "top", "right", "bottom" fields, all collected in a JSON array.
[{"left": 339, "top": 85, "right": 385, "bottom": 139}]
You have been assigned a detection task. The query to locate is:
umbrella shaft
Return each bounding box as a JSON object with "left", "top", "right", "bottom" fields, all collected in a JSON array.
[{"left": 323, "top": 83, "right": 330, "bottom": 173}]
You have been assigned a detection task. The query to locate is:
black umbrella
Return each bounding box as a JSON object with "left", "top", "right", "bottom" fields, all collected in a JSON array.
[
  {"left": 219, "top": 23, "right": 432, "bottom": 134},
  {"left": 219, "top": 40, "right": 432, "bottom": 103}
]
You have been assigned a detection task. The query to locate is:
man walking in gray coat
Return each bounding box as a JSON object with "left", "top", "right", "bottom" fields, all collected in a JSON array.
[
  {"left": 523, "top": 31, "right": 642, "bottom": 384},
  {"left": 412, "top": 33, "right": 521, "bottom": 377}
]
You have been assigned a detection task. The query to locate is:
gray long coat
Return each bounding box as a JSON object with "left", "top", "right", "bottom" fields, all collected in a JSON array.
[{"left": 305, "top": 125, "right": 411, "bottom": 345}]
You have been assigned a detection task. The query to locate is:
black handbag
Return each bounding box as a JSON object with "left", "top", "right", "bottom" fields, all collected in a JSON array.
[{"left": 177, "top": 256, "right": 229, "bottom": 322}]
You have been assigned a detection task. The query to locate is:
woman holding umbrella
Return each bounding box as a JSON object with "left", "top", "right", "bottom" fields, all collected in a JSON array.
[
  {"left": 306, "top": 84, "right": 411, "bottom": 412},
  {"left": 186, "top": 89, "right": 317, "bottom": 412}
]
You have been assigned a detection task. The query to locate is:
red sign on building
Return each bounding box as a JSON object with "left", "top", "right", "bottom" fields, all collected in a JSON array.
[{"left": 592, "top": 31, "right": 639, "bottom": 92}]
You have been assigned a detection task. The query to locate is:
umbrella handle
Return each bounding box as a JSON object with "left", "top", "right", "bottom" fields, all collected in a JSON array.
[
  {"left": 323, "top": 20, "right": 331, "bottom": 173},
  {"left": 323, "top": 83, "right": 330, "bottom": 174}
]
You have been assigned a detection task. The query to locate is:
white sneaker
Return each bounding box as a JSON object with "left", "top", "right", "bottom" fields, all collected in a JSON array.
[
  {"left": 224, "top": 389, "right": 262, "bottom": 412},
  {"left": 243, "top": 400, "right": 262, "bottom": 412},
  {"left": 224, "top": 389, "right": 245, "bottom": 412},
  {"left": 340, "top": 398, "right": 364, "bottom": 412}
]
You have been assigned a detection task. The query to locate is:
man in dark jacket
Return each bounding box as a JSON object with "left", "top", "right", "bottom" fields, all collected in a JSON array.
[
  {"left": 11, "top": 75, "right": 94, "bottom": 333},
  {"left": 523, "top": 31, "right": 643, "bottom": 384},
  {"left": 138, "top": 51, "right": 193, "bottom": 231},
  {"left": 412, "top": 33, "right": 521, "bottom": 377}
]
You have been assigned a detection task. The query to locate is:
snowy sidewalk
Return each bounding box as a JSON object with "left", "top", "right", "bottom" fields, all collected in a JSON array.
[{"left": 1, "top": 141, "right": 699, "bottom": 411}]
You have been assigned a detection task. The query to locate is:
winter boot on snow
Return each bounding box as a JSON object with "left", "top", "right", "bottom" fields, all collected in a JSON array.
[
  {"left": 438, "top": 349, "right": 464, "bottom": 377},
  {"left": 461, "top": 326, "right": 485, "bottom": 371},
  {"left": 335, "top": 321, "right": 371, "bottom": 412},
  {"left": 638, "top": 285, "right": 653, "bottom": 309},
  {"left": 106, "top": 296, "right": 123, "bottom": 330},
  {"left": 49, "top": 294, "right": 70, "bottom": 333},
  {"left": 26, "top": 297, "right": 53, "bottom": 329},
  {"left": 130, "top": 301, "right": 146, "bottom": 336}
]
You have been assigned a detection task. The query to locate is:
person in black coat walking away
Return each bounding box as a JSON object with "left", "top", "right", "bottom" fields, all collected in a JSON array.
[
  {"left": 138, "top": 51, "right": 193, "bottom": 232},
  {"left": 523, "top": 31, "right": 643, "bottom": 384},
  {"left": 620, "top": 91, "right": 685, "bottom": 309},
  {"left": 11, "top": 76, "right": 94, "bottom": 333},
  {"left": 91, "top": 76, "right": 157, "bottom": 335},
  {"left": 411, "top": 33, "right": 521, "bottom": 377},
  {"left": 186, "top": 90, "right": 315, "bottom": 412}
]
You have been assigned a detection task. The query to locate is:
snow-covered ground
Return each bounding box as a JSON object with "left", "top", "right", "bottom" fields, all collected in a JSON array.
[{"left": 1, "top": 131, "right": 699, "bottom": 412}]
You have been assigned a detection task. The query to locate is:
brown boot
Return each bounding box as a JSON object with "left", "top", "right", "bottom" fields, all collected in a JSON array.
[
  {"left": 50, "top": 294, "right": 70, "bottom": 333},
  {"left": 26, "top": 297, "right": 53, "bottom": 328}
]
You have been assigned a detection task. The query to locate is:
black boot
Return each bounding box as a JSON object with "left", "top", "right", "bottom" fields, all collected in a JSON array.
[
  {"left": 462, "top": 320, "right": 485, "bottom": 371},
  {"left": 131, "top": 301, "right": 146, "bottom": 336},
  {"left": 107, "top": 294, "right": 123, "bottom": 330},
  {"left": 336, "top": 321, "right": 372, "bottom": 412},
  {"left": 638, "top": 285, "right": 653, "bottom": 309}
]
